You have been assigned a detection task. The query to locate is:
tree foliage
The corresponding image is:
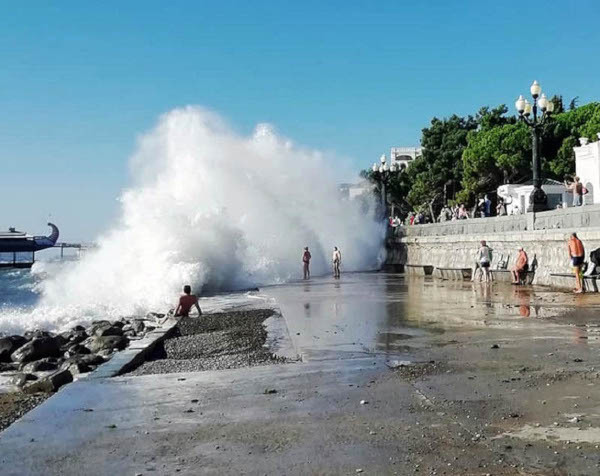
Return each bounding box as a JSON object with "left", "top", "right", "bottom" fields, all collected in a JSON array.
[{"left": 361, "top": 99, "right": 600, "bottom": 218}]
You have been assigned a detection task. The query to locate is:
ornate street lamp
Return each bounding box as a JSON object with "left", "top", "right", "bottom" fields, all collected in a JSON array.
[
  {"left": 371, "top": 154, "right": 400, "bottom": 216},
  {"left": 515, "top": 80, "right": 555, "bottom": 212}
]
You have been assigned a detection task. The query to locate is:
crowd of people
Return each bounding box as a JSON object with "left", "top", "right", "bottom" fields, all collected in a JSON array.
[{"left": 388, "top": 176, "right": 590, "bottom": 230}]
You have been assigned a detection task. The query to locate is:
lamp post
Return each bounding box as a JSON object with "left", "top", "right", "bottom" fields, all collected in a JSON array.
[
  {"left": 515, "top": 80, "right": 555, "bottom": 212},
  {"left": 371, "top": 154, "right": 400, "bottom": 217}
]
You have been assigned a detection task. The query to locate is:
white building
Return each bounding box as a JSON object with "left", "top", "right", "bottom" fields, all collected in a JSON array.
[
  {"left": 497, "top": 180, "right": 570, "bottom": 215},
  {"left": 390, "top": 147, "right": 422, "bottom": 169},
  {"left": 339, "top": 181, "right": 372, "bottom": 200},
  {"left": 573, "top": 134, "right": 600, "bottom": 205}
]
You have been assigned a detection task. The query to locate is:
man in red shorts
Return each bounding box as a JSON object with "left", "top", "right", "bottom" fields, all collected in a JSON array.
[{"left": 175, "top": 285, "right": 202, "bottom": 317}]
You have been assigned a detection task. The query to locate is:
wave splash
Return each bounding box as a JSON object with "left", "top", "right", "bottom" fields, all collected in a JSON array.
[{"left": 0, "top": 107, "right": 383, "bottom": 334}]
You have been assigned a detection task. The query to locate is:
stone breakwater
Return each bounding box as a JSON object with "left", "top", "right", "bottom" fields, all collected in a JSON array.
[
  {"left": 387, "top": 227, "right": 600, "bottom": 286},
  {"left": 0, "top": 314, "right": 164, "bottom": 431}
]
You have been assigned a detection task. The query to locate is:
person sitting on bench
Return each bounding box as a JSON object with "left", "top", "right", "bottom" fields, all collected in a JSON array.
[{"left": 511, "top": 247, "right": 529, "bottom": 285}]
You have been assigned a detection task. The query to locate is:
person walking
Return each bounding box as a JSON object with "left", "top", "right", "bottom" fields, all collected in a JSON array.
[
  {"left": 511, "top": 247, "right": 529, "bottom": 285},
  {"left": 332, "top": 246, "right": 342, "bottom": 278},
  {"left": 302, "top": 247, "right": 312, "bottom": 280},
  {"left": 477, "top": 240, "right": 493, "bottom": 283},
  {"left": 568, "top": 232, "right": 585, "bottom": 293}
]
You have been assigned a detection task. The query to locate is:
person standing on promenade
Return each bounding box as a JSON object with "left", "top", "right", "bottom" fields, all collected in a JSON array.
[
  {"left": 511, "top": 247, "right": 529, "bottom": 285},
  {"left": 568, "top": 232, "right": 585, "bottom": 293},
  {"left": 302, "top": 247, "right": 312, "bottom": 280},
  {"left": 477, "top": 240, "right": 492, "bottom": 283},
  {"left": 175, "top": 285, "right": 202, "bottom": 318},
  {"left": 332, "top": 246, "right": 342, "bottom": 278},
  {"left": 484, "top": 195, "right": 492, "bottom": 217},
  {"left": 565, "top": 176, "right": 583, "bottom": 206}
]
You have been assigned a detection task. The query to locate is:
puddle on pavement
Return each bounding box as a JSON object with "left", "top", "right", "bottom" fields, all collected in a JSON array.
[
  {"left": 500, "top": 424, "right": 600, "bottom": 443},
  {"left": 261, "top": 273, "right": 600, "bottom": 361}
]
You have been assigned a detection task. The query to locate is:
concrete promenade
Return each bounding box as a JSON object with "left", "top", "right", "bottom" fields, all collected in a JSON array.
[{"left": 2, "top": 274, "right": 600, "bottom": 474}]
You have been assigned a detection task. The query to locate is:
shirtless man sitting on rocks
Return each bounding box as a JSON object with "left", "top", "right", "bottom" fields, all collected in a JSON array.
[{"left": 174, "top": 285, "right": 202, "bottom": 318}]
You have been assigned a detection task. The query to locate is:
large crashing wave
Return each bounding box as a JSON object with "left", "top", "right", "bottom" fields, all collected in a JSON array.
[{"left": 0, "top": 107, "right": 383, "bottom": 333}]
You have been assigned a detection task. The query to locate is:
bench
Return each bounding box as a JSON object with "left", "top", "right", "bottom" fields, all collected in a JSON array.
[
  {"left": 405, "top": 264, "right": 434, "bottom": 276},
  {"left": 549, "top": 273, "right": 600, "bottom": 292},
  {"left": 492, "top": 269, "right": 535, "bottom": 285},
  {"left": 434, "top": 267, "right": 472, "bottom": 281}
]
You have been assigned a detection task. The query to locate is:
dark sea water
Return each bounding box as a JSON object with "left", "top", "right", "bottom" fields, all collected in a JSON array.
[{"left": 0, "top": 268, "right": 39, "bottom": 309}]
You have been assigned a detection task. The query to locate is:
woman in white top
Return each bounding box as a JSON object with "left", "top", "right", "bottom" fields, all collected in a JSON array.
[{"left": 477, "top": 240, "right": 492, "bottom": 283}]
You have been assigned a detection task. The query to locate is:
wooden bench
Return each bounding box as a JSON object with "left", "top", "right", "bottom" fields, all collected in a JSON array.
[
  {"left": 405, "top": 264, "right": 434, "bottom": 276},
  {"left": 550, "top": 273, "right": 600, "bottom": 292},
  {"left": 434, "top": 267, "right": 472, "bottom": 281}
]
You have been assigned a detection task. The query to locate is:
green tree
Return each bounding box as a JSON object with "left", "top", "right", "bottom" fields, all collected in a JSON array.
[{"left": 405, "top": 114, "right": 477, "bottom": 212}]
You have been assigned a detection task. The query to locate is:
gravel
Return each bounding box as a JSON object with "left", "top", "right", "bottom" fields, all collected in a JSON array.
[
  {"left": 129, "top": 309, "right": 288, "bottom": 376},
  {"left": 0, "top": 392, "right": 49, "bottom": 432}
]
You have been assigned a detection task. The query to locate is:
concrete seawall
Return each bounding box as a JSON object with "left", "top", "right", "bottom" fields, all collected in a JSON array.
[{"left": 387, "top": 205, "right": 600, "bottom": 286}]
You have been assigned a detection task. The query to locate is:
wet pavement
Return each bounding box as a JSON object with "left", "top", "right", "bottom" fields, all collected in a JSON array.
[{"left": 2, "top": 272, "right": 600, "bottom": 475}]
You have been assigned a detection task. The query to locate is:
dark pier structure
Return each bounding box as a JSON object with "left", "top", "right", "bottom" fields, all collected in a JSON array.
[{"left": 0, "top": 223, "right": 60, "bottom": 268}]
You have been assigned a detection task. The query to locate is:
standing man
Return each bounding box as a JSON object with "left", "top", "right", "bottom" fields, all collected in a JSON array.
[
  {"left": 302, "top": 247, "right": 312, "bottom": 280},
  {"left": 174, "top": 285, "right": 202, "bottom": 318},
  {"left": 332, "top": 246, "right": 342, "bottom": 278},
  {"left": 568, "top": 232, "right": 585, "bottom": 293},
  {"left": 565, "top": 176, "right": 583, "bottom": 206},
  {"left": 484, "top": 195, "right": 492, "bottom": 217}
]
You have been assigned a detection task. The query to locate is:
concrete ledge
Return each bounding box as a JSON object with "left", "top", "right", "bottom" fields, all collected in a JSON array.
[
  {"left": 550, "top": 273, "right": 600, "bottom": 292},
  {"left": 434, "top": 267, "right": 471, "bottom": 281},
  {"left": 85, "top": 318, "right": 180, "bottom": 380},
  {"left": 264, "top": 309, "right": 300, "bottom": 362},
  {"left": 492, "top": 269, "right": 535, "bottom": 285},
  {"left": 405, "top": 264, "right": 434, "bottom": 276}
]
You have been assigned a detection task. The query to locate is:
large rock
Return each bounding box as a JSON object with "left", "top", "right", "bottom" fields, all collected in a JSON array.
[
  {"left": 87, "top": 335, "right": 129, "bottom": 353},
  {"left": 69, "top": 330, "right": 89, "bottom": 345},
  {"left": 91, "top": 322, "right": 123, "bottom": 337},
  {"left": 0, "top": 336, "right": 27, "bottom": 362},
  {"left": 0, "top": 362, "right": 18, "bottom": 372},
  {"left": 23, "top": 369, "right": 73, "bottom": 394},
  {"left": 21, "top": 358, "right": 59, "bottom": 373},
  {"left": 63, "top": 343, "right": 91, "bottom": 358},
  {"left": 80, "top": 354, "right": 105, "bottom": 366},
  {"left": 11, "top": 337, "right": 61, "bottom": 363},
  {"left": 10, "top": 372, "right": 37, "bottom": 387},
  {"left": 61, "top": 357, "right": 91, "bottom": 375},
  {"left": 23, "top": 330, "right": 53, "bottom": 341}
]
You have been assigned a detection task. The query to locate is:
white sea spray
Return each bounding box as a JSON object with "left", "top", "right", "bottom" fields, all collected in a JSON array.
[{"left": 0, "top": 107, "right": 384, "bottom": 334}]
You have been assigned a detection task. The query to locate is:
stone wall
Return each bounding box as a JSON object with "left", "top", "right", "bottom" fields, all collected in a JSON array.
[{"left": 388, "top": 206, "right": 600, "bottom": 286}]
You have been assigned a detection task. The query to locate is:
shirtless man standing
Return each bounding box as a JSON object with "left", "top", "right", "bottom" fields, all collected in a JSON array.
[
  {"left": 332, "top": 246, "right": 342, "bottom": 278},
  {"left": 175, "top": 285, "right": 202, "bottom": 318},
  {"left": 568, "top": 232, "right": 585, "bottom": 293},
  {"left": 302, "top": 247, "right": 312, "bottom": 280}
]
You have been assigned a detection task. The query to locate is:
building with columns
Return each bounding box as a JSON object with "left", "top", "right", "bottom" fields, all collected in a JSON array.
[
  {"left": 574, "top": 134, "right": 600, "bottom": 205},
  {"left": 390, "top": 146, "right": 422, "bottom": 169}
]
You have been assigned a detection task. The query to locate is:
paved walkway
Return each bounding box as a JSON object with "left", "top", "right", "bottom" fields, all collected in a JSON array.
[{"left": 2, "top": 274, "right": 600, "bottom": 475}]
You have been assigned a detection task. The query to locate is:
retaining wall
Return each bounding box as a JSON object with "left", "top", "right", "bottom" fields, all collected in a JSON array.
[{"left": 387, "top": 206, "right": 600, "bottom": 286}]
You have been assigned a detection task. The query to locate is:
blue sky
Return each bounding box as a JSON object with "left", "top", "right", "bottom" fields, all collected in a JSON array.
[{"left": 2, "top": 1, "right": 600, "bottom": 241}]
